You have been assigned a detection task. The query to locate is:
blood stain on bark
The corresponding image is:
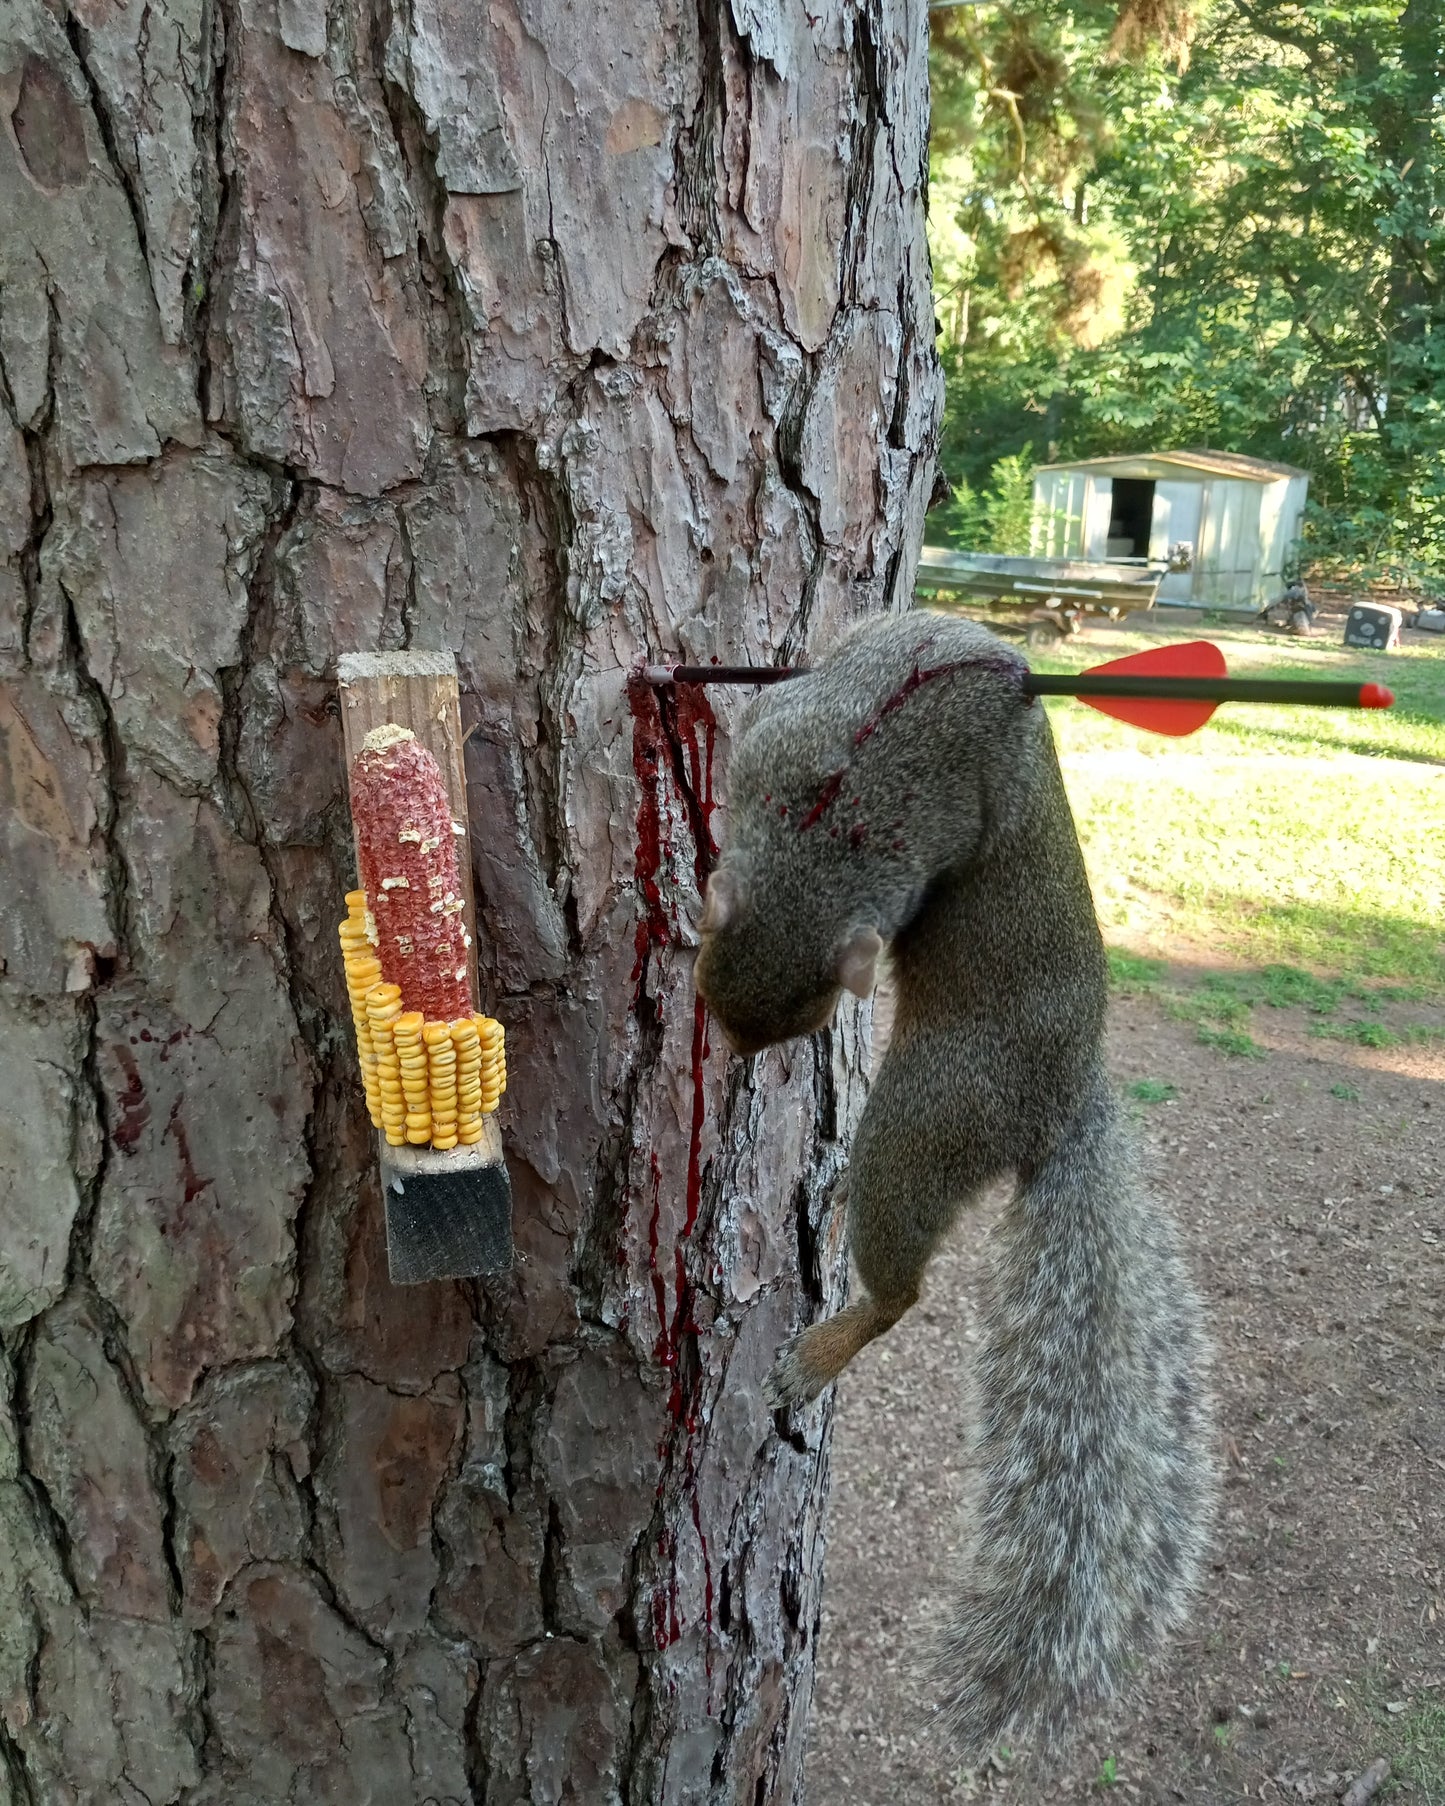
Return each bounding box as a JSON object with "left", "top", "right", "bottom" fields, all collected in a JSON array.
[
  {"left": 629, "top": 678, "right": 723, "bottom": 1678},
  {"left": 627, "top": 674, "right": 674, "bottom": 993},
  {"left": 112, "top": 1045, "right": 151, "bottom": 1153}
]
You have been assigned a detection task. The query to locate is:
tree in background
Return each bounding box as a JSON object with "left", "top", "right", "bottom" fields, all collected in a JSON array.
[
  {"left": 928, "top": 0, "right": 1445, "bottom": 588},
  {"left": 0, "top": 0, "right": 939, "bottom": 1798}
]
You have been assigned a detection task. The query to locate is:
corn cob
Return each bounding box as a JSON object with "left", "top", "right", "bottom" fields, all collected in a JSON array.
[
  {"left": 339, "top": 894, "right": 383, "bottom": 1127},
  {"left": 476, "top": 1013, "right": 505, "bottom": 1112},
  {"left": 392, "top": 1010, "right": 431, "bottom": 1145},
  {"left": 450, "top": 1017, "right": 484, "bottom": 1145},
  {"left": 424, "top": 1020, "right": 458, "bottom": 1150},
  {"left": 366, "top": 982, "right": 406, "bottom": 1145}
]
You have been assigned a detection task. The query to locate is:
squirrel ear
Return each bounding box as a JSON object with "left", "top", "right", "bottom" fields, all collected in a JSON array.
[
  {"left": 700, "top": 868, "right": 742, "bottom": 933},
  {"left": 837, "top": 927, "right": 883, "bottom": 999}
]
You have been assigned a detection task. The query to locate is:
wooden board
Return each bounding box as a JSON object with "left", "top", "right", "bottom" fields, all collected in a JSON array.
[{"left": 336, "top": 651, "right": 479, "bottom": 1007}]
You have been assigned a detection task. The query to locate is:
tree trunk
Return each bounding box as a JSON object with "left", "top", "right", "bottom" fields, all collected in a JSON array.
[{"left": 0, "top": 0, "right": 939, "bottom": 1796}]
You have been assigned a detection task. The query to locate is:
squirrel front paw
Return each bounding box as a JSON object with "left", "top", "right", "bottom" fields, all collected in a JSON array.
[{"left": 763, "top": 1331, "right": 832, "bottom": 1409}]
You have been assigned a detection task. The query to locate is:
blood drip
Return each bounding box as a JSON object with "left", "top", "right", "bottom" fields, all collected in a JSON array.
[
  {"left": 350, "top": 729, "right": 472, "bottom": 1022},
  {"left": 628, "top": 672, "right": 721, "bottom": 1683}
]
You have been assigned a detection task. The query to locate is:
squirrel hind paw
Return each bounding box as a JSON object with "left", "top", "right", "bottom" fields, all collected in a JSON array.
[{"left": 763, "top": 1335, "right": 832, "bottom": 1410}]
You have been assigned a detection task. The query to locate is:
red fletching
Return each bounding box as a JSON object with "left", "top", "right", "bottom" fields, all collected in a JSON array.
[
  {"left": 1359, "top": 682, "right": 1394, "bottom": 709},
  {"left": 1074, "top": 640, "right": 1228, "bottom": 736}
]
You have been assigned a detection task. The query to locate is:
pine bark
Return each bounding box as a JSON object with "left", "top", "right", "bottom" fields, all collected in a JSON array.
[{"left": 0, "top": 0, "right": 939, "bottom": 1799}]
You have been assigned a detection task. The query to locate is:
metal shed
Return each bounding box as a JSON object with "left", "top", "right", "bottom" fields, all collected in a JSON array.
[{"left": 1031, "top": 450, "right": 1310, "bottom": 609}]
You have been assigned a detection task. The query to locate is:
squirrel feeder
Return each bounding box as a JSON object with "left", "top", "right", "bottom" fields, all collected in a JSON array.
[{"left": 336, "top": 651, "right": 511, "bottom": 1284}]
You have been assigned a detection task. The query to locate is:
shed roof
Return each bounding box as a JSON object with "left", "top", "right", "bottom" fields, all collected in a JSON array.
[{"left": 1037, "top": 449, "right": 1309, "bottom": 482}]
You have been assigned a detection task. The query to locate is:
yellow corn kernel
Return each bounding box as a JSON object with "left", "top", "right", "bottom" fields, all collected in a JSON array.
[
  {"left": 423, "top": 1016, "right": 469, "bottom": 1134},
  {"left": 471, "top": 1015, "right": 506, "bottom": 1098},
  {"left": 392, "top": 1017, "right": 430, "bottom": 1118},
  {"left": 368, "top": 1023, "right": 399, "bottom": 1113},
  {"left": 338, "top": 916, "right": 387, "bottom": 1123}
]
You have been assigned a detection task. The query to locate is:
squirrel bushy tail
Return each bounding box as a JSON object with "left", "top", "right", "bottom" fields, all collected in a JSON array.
[
  {"left": 693, "top": 612, "right": 1216, "bottom": 1758},
  {"left": 938, "top": 1067, "right": 1214, "bottom": 1753}
]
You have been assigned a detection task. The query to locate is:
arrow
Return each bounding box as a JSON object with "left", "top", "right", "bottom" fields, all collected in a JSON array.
[{"left": 642, "top": 641, "right": 1394, "bottom": 738}]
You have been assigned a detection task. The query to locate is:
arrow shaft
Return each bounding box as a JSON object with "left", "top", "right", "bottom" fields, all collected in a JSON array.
[
  {"left": 648, "top": 664, "right": 1391, "bottom": 714},
  {"left": 657, "top": 664, "right": 798, "bottom": 685},
  {"left": 1022, "top": 675, "right": 1376, "bottom": 706}
]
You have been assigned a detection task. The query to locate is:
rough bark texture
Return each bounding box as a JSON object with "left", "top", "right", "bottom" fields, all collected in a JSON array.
[{"left": 0, "top": 0, "right": 940, "bottom": 1797}]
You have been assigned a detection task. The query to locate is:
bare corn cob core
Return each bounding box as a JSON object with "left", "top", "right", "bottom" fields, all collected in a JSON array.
[{"left": 350, "top": 725, "right": 472, "bottom": 1023}]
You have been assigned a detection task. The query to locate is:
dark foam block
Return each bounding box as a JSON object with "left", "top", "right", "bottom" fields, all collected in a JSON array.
[{"left": 378, "top": 1133, "right": 513, "bottom": 1284}]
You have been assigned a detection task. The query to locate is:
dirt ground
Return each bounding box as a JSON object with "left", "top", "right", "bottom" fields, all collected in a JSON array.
[{"left": 807, "top": 987, "right": 1445, "bottom": 1804}]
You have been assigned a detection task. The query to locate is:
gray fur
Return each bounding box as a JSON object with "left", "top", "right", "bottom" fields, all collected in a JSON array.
[{"left": 695, "top": 613, "right": 1216, "bottom": 1758}]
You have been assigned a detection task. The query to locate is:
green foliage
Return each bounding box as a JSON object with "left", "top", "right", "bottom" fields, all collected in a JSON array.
[
  {"left": 1389, "top": 1696, "right": 1445, "bottom": 1798},
  {"left": 1107, "top": 949, "right": 1166, "bottom": 991},
  {"left": 1196, "top": 1024, "right": 1267, "bottom": 1058},
  {"left": 928, "top": 0, "right": 1445, "bottom": 588},
  {"left": 1127, "top": 1078, "right": 1178, "bottom": 1102},
  {"left": 1310, "top": 1019, "right": 1400, "bottom": 1048},
  {"left": 933, "top": 450, "right": 1038, "bottom": 552}
]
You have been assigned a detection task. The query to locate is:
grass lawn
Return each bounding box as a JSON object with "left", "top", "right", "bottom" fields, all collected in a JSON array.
[{"left": 1027, "top": 619, "right": 1445, "bottom": 997}]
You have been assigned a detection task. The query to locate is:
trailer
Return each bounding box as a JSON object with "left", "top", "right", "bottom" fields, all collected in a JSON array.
[{"left": 913, "top": 547, "right": 1174, "bottom": 646}]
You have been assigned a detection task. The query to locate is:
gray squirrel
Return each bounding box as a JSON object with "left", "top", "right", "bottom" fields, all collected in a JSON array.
[{"left": 694, "top": 613, "right": 1215, "bottom": 1758}]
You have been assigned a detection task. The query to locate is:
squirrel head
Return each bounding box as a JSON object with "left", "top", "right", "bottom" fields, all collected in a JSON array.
[
  {"left": 695, "top": 858, "right": 884, "bottom": 1054},
  {"left": 694, "top": 614, "right": 1036, "bottom": 1055}
]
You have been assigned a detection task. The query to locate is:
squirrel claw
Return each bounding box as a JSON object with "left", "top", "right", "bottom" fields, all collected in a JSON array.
[{"left": 763, "top": 1335, "right": 829, "bottom": 1410}]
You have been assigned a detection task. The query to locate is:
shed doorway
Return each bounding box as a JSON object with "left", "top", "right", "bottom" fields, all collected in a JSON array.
[{"left": 1106, "top": 478, "right": 1155, "bottom": 558}]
